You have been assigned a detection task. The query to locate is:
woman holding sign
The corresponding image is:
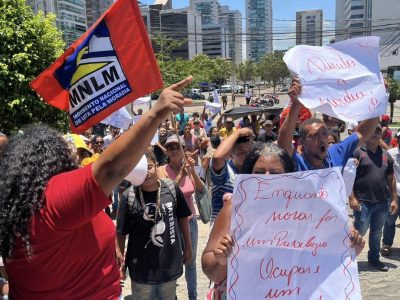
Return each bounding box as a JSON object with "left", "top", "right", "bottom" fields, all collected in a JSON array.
[
  {"left": 201, "top": 142, "right": 366, "bottom": 299},
  {"left": 0, "top": 77, "right": 193, "bottom": 299}
]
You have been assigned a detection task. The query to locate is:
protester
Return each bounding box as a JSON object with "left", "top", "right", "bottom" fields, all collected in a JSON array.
[
  {"left": 202, "top": 135, "right": 221, "bottom": 188},
  {"left": 237, "top": 116, "right": 250, "bottom": 129},
  {"left": 219, "top": 117, "right": 236, "bottom": 139},
  {"left": 322, "top": 114, "right": 346, "bottom": 141},
  {"left": 64, "top": 133, "right": 93, "bottom": 166},
  {"left": 249, "top": 114, "right": 261, "bottom": 137},
  {"left": 0, "top": 76, "right": 192, "bottom": 299},
  {"left": 258, "top": 120, "right": 277, "bottom": 143},
  {"left": 278, "top": 78, "right": 379, "bottom": 171},
  {"left": 154, "top": 126, "right": 171, "bottom": 166},
  {"left": 91, "top": 134, "right": 104, "bottom": 154},
  {"left": 244, "top": 90, "right": 252, "bottom": 105},
  {"left": 210, "top": 128, "right": 254, "bottom": 221},
  {"left": 381, "top": 131, "right": 400, "bottom": 257},
  {"left": 182, "top": 123, "right": 200, "bottom": 165},
  {"left": 116, "top": 151, "right": 192, "bottom": 300},
  {"left": 221, "top": 93, "right": 228, "bottom": 109},
  {"left": 202, "top": 142, "right": 366, "bottom": 298},
  {"left": 350, "top": 124, "right": 398, "bottom": 271},
  {"left": 191, "top": 119, "right": 207, "bottom": 140},
  {"left": 327, "top": 130, "right": 340, "bottom": 146},
  {"left": 381, "top": 114, "right": 392, "bottom": 144},
  {"left": 201, "top": 107, "right": 213, "bottom": 135},
  {"left": 176, "top": 107, "right": 190, "bottom": 135},
  {"left": 104, "top": 125, "right": 121, "bottom": 148},
  {"left": 208, "top": 126, "right": 219, "bottom": 138},
  {"left": 157, "top": 134, "right": 204, "bottom": 300}
]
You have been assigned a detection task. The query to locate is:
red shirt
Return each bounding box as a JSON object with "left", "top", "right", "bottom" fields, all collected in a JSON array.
[{"left": 5, "top": 165, "right": 121, "bottom": 299}]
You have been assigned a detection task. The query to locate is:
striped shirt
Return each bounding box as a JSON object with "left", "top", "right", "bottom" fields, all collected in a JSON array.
[{"left": 210, "top": 159, "right": 238, "bottom": 221}]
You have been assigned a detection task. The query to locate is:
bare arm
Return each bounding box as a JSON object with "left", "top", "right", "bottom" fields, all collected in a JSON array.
[
  {"left": 202, "top": 197, "right": 232, "bottom": 282},
  {"left": 387, "top": 173, "right": 398, "bottom": 215},
  {"left": 178, "top": 217, "right": 192, "bottom": 265},
  {"left": 212, "top": 128, "right": 254, "bottom": 172},
  {"left": 92, "top": 76, "right": 193, "bottom": 196},
  {"left": 354, "top": 117, "right": 379, "bottom": 147},
  {"left": 277, "top": 78, "right": 302, "bottom": 156}
]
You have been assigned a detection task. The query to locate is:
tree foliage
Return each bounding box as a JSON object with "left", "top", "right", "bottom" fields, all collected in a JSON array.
[
  {"left": 237, "top": 60, "right": 256, "bottom": 83},
  {"left": 0, "top": 0, "right": 68, "bottom": 135},
  {"left": 257, "top": 52, "right": 290, "bottom": 92}
]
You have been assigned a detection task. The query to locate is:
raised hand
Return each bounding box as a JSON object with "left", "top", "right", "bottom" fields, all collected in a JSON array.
[{"left": 152, "top": 76, "right": 193, "bottom": 121}]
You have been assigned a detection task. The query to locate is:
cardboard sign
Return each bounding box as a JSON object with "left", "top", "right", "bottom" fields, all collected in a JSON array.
[
  {"left": 283, "top": 36, "right": 388, "bottom": 122},
  {"left": 228, "top": 168, "right": 361, "bottom": 300}
]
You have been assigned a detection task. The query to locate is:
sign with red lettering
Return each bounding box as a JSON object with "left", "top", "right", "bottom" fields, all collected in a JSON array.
[
  {"left": 228, "top": 168, "right": 361, "bottom": 299},
  {"left": 283, "top": 36, "right": 387, "bottom": 122}
]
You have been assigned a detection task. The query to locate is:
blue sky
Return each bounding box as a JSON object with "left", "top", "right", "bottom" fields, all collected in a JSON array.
[{"left": 140, "top": 0, "right": 336, "bottom": 50}]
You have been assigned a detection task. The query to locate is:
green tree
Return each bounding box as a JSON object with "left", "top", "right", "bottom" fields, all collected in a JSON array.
[
  {"left": 237, "top": 60, "right": 256, "bottom": 83},
  {"left": 257, "top": 52, "right": 290, "bottom": 93},
  {"left": 387, "top": 77, "right": 400, "bottom": 123},
  {"left": 0, "top": 0, "right": 67, "bottom": 135}
]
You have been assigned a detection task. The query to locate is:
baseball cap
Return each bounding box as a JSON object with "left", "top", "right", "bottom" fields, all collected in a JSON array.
[
  {"left": 164, "top": 134, "right": 184, "bottom": 147},
  {"left": 264, "top": 120, "right": 273, "bottom": 126},
  {"left": 64, "top": 134, "right": 92, "bottom": 156}
]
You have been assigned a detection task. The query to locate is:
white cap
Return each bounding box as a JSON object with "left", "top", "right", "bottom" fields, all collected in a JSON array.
[{"left": 124, "top": 155, "right": 148, "bottom": 185}]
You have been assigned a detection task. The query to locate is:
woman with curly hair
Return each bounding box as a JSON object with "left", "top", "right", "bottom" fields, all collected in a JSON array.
[{"left": 0, "top": 76, "right": 192, "bottom": 299}]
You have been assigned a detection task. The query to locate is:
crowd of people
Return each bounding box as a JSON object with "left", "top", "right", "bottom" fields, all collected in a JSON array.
[{"left": 0, "top": 76, "right": 398, "bottom": 299}]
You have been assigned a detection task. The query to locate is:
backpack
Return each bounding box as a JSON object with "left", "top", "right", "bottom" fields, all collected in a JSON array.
[{"left": 124, "top": 178, "right": 177, "bottom": 217}]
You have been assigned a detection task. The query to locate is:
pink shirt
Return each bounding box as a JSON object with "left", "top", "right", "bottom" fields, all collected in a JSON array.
[{"left": 165, "top": 164, "right": 196, "bottom": 218}]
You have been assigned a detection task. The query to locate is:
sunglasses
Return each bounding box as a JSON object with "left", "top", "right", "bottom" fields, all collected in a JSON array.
[{"left": 95, "top": 141, "right": 104, "bottom": 145}]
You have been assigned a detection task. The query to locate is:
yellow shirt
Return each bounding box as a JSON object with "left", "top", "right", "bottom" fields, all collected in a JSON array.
[{"left": 219, "top": 127, "right": 237, "bottom": 139}]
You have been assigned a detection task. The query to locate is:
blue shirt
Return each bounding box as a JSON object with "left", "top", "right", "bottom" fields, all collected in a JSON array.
[
  {"left": 294, "top": 133, "right": 359, "bottom": 171},
  {"left": 210, "top": 159, "right": 239, "bottom": 221},
  {"left": 175, "top": 113, "right": 189, "bottom": 132}
]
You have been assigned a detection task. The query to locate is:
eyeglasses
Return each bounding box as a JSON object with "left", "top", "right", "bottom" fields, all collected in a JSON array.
[{"left": 95, "top": 141, "right": 104, "bottom": 145}]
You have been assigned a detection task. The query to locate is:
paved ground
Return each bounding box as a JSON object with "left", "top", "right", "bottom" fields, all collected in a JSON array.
[
  {"left": 122, "top": 214, "right": 400, "bottom": 300},
  {"left": 121, "top": 93, "right": 400, "bottom": 299}
]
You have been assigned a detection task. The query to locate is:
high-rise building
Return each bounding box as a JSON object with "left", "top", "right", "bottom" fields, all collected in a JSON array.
[
  {"left": 27, "top": 0, "right": 87, "bottom": 46},
  {"left": 296, "top": 10, "right": 323, "bottom": 46},
  {"left": 220, "top": 5, "right": 242, "bottom": 64},
  {"left": 190, "top": 0, "right": 220, "bottom": 25},
  {"left": 245, "top": 0, "right": 273, "bottom": 61},
  {"left": 85, "top": 0, "right": 113, "bottom": 28},
  {"left": 335, "top": 0, "right": 400, "bottom": 74},
  {"left": 202, "top": 23, "right": 229, "bottom": 58},
  {"left": 160, "top": 8, "right": 203, "bottom": 59}
]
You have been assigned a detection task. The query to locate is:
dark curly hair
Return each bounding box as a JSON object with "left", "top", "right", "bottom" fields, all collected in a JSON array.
[
  {"left": 241, "top": 142, "right": 295, "bottom": 174},
  {"left": 0, "top": 125, "right": 78, "bottom": 260}
]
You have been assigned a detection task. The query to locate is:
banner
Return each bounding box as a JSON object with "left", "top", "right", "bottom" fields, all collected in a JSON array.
[
  {"left": 283, "top": 36, "right": 388, "bottom": 122},
  {"left": 31, "top": 0, "right": 162, "bottom": 133},
  {"left": 228, "top": 168, "right": 361, "bottom": 300},
  {"left": 205, "top": 101, "right": 222, "bottom": 115}
]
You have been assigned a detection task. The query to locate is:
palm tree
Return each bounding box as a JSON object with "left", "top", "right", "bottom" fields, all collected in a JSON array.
[{"left": 387, "top": 77, "right": 400, "bottom": 123}]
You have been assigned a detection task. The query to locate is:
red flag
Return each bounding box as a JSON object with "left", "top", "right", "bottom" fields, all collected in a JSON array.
[{"left": 30, "top": 0, "right": 162, "bottom": 133}]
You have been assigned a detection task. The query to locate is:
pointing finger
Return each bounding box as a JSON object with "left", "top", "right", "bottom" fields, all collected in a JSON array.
[{"left": 170, "top": 76, "right": 194, "bottom": 92}]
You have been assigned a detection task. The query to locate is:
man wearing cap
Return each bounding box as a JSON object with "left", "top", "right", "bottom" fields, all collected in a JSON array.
[
  {"left": 219, "top": 117, "right": 236, "bottom": 140},
  {"left": 258, "top": 120, "right": 277, "bottom": 143},
  {"left": 381, "top": 130, "right": 400, "bottom": 257},
  {"left": 210, "top": 128, "right": 254, "bottom": 221},
  {"left": 278, "top": 78, "right": 380, "bottom": 171},
  {"left": 349, "top": 124, "right": 398, "bottom": 271}
]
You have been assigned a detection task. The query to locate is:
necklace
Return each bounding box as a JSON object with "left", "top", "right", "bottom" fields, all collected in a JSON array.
[{"left": 139, "top": 181, "right": 161, "bottom": 223}]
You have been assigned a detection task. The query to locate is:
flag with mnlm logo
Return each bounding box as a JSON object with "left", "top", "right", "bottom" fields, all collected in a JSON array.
[{"left": 30, "top": 0, "right": 163, "bottom": 133}]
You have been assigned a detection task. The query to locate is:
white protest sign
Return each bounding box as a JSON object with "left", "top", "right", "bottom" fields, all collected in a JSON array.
[
  {"left": 132, "top": 96, "right": 151, "bottom": 107},
  {"left": 213, "top": 89, "right": 220, "bottom": 104},
  {"left": 283, "top": 36, "right": 388, "bottom": 122},
  {"left": 131, "top": 114, "right": 158, "bottom": 145},
  {"left": 205, "top": 101, "right": 222, "bottom": 115},
  {"left": 101, "top": 106, "right": 132, "bottom": 130},
  {"left": 228, "top": 168, "right": 361, "bottom": 300}
]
